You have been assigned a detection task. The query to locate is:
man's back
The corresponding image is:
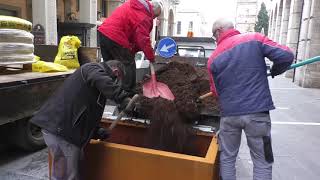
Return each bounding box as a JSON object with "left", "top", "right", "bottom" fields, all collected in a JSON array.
[
  {"left": 31, "top": 63, "right": 118, "bottom": 147},
  {"left": 98, "top": 0, "right": 153, "bottom": 50},
  {"left": 208, "top": 29, "right": 294, "bottom": 116}
]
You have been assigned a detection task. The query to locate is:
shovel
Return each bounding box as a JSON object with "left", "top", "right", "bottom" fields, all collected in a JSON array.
[
  {"left": 267, "top": 56, "right": 320, "bottom": 76},
  {"left": 199, "top": 56, "right": 320, "bottom": 100},
  {"left": 142, "top": 63, "right": 175, "bottom": 100},
  {"left": 108, "top": 94, "right": 140, "bottom": 131}
]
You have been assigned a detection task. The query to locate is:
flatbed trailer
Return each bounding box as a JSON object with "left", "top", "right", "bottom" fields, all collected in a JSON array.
[
  {"left": 0, "top": 67, "right": 74, "bottom": 151},
  {"left": 0, "top": 45, "right": 97, "bottom": 151}
]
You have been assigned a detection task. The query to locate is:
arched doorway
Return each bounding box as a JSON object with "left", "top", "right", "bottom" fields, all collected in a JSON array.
[
  {"left": 167, "top": 9, "right": 174, "bottom": 36},
  {"left": 157, "top": 7, "right": 165, "bottom": 36}
]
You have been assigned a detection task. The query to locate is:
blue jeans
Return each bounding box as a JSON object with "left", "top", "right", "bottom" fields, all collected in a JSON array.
[
  {"left": 42, "top": 130, "right": 84, "bottom": 180},
  {"left": 219, "top": 113, "right": 273, "bottom": 180}
]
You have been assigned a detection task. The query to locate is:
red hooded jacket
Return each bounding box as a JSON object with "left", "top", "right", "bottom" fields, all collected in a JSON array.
[{"left": 98, "top": 0, "right": 155, "bottom": 61}]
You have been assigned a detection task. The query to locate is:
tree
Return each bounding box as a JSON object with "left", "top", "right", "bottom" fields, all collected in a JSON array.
[{"left": 254, "top": 2, "right": 269, "bottom": 35}]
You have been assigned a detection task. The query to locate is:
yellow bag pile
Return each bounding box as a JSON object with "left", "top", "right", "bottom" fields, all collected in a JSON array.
[
  {"left": 54, "top": 36, "right": 81, "bottom": 69},
  {"left": 32, "top": 56, "right": 68, "bottom": 73}
]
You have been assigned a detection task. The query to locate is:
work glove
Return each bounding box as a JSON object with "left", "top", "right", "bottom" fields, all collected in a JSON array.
[
  {"left": 92, "top": 127, "right": 110, "bottom": 140},
  {"left": 113, "top": 87, "right": 132, "bottom": 104},
  {"left": 118, "top": 97, "right": 131, "bottom": 112},
  {"left": 270, "top": 63, "right": 290, "bottom": 78},
  {"left": 270, "top": 67, "right": 278, "bottom": 78}
]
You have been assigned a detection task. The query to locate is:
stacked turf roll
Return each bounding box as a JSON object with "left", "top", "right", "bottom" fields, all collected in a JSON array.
[{"left": 0, "top": 16, "right": 34, "bottom": 65}]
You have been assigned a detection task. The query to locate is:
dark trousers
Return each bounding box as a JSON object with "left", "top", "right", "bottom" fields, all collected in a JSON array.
[
  {"left": 43, "top": 130, "right": 84, "bottom": 180},
  {"left": 99, "top": 32, "right": 136, "bottom": 91}
]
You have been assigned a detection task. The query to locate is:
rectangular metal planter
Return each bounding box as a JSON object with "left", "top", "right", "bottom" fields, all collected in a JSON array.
[
  {"left": 49, "top": 120, "right": 219, "bottom": 180},
  {"left": 83, "top": 120, "right": 219, "bottom": 180}
]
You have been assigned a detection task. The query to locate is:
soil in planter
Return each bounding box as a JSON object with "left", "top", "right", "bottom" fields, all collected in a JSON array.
[{"left": 135, "top": 61, "right": 219, "bottom": 155}]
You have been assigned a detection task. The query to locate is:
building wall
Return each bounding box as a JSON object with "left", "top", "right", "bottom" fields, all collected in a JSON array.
[
  {"left": 236, "top": 0, "right": 259, "bottom": 33},
  {"left": 0, "top": 0, "right": 27, "bottom": 19},
  {"left": 174, "top": 10, "right": 206, "bottom": 37},
  {"left": 56, "top": 0, "right": 79, "bottom": 22},
  {"left": 157, "top": 0, "right": 177, "bottom": 36},
  {"left": 268, "top": 0, "right": 320, "bottom": 88},
  {"left": 57, "top": 0, "right": 65, "bottom": 22}
]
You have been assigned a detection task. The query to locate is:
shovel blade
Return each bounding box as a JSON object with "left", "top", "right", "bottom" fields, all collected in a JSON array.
[
  {"left": 143, "top": 80, "right": 175, "bottom": 101},
  {"left": 155, "top": 82, "right": 175, "bottom": 100}
]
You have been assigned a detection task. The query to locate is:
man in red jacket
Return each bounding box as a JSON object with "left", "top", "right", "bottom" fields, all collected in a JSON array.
[{"left": 98, "top": 0, "right": 162, "bottom": 93}]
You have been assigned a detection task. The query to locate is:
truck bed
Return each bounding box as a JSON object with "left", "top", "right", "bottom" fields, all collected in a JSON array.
[
  {"left": 0, "top": 67, "right": 74, "bottom": 125},
  {"left": 0, "top": 67, "right": 74, "bottom": 85}
]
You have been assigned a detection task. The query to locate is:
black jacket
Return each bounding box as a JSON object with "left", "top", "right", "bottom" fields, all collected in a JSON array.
[{"left": 31, "top": 62, "right": 118, "bottom": 147}]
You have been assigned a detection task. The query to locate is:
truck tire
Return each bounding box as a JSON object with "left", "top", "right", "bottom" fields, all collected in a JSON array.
[{"left": 11, "top": 118, "right": 46, "bottom": 151}]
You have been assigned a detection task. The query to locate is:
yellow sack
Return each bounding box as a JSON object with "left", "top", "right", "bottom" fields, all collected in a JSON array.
[
  {"left": 0, "top": 16, "right": 32, "bottom": 32},
  {"left": 32, "top": 56, "right": 68, "bottom": 73},
  {"left": 54, "top": 36, "right": 81, "bottom": 69}
]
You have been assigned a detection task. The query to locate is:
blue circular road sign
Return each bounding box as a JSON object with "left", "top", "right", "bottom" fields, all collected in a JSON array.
[{"left": 156, "top": 37, "right": 177, "bottom": 58}]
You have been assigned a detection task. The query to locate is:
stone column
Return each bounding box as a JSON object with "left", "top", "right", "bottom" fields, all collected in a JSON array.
[
  {"left": 79, "top": 0, "right": 97, "bottom": 47},
  {"left": 268, "top": 10, "right": 273, "bottom": 37},
  {"left": 32, "top": 0, "right": 58, "bottom": 45},
  {"left": 279, "top": 0, "right": 291, "bottom": 45},
  {"left": 295, "top": 0, "right": 312, "bottom": 85},
  {"left": 285, "top": 0, "right": 304, "bottom": 78},
  {"left": 275, "top": 2, "right": 283, "bottom": 42},
  {"left": 297, "top": 0, "right": 320, "bottom": 88},
  {"left": 271, "top": 8, "right": 277, "bottom": 39}
]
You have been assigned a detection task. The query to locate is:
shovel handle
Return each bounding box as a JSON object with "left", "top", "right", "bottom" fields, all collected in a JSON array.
[
  {"left": 267, "top": 56, "right": 320, "bottom": 76},
  {"left": 290, "top": 56, "right": 320, "bottom": 69},
  {"left": 199, "top": 92, "right": 213, "bottom": 100},
  {"left": 150, "top": 63, "right": 155, "bottom": 75},
  {"left": 108, "top": 94, "right": 140, "bottom": 131}
]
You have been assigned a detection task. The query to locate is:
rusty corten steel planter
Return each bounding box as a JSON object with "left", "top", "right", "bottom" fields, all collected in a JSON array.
[{"left": 49, "top": 119, "right": 219, "bottom": 180}]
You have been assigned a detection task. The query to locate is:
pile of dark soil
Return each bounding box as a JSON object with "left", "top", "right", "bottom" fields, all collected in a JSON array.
[{"left": 136, "top": 61, "right": 219, "bottom": 154}]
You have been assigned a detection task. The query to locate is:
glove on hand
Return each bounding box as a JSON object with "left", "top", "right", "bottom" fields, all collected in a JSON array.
[
  {"left": 113, "top": 87, "right": 131, "bottom": 104},
  {"left": 118, "top": 97, "right": 131, "bottom": 112},
  {"left": 92, "top": 127, "right": 110, "bottom": 140}
]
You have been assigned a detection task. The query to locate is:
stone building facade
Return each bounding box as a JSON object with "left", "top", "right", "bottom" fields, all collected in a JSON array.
[
  {"left": 269, "top": 0, "right": 320, "bottom": 88},
  {"left": 0, "top": 0, "right": 178, "bottom": 47},
  {"left": 235, "top": 0, "right": 259, "bottom": 33}
]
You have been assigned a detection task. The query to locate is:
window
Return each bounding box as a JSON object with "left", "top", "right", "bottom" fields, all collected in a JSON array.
[
  {"left": 189, "top": 21, "right": 193, "bottom": 29},
  {"left": 102, "top": 0, "right": 107, "bottom": 17},
  {"left": 0, "top": 9, "right": 17, "bottom": 16},
  {"left": 177, "top": 21, "right": 181, "bottom": 34},
  {"left": 77, "top": 0, "right": 80, "bottom": 11},
  {"left": 0, "top": 4, "right": 20, "bottom": 17}
]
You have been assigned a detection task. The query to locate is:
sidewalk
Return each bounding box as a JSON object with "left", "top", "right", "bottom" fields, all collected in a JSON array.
[{"left": 237, "top": 75, "right": 320, "bottom": 180}]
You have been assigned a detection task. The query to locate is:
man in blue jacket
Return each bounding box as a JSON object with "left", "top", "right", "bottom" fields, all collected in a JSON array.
[{"left": 208, "top": 19, "right": 294, "bottom": 180}]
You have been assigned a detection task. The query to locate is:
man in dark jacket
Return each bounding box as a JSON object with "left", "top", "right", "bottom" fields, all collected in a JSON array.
[
  {"left": 31, "top": 60, "right": 129, "bottom": 180},
  {"left": 98, "top": 0, "right": 162, "bottom": 92},
  {"left": 208, "top": 19, "right": 294, "bottom": 180}
]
